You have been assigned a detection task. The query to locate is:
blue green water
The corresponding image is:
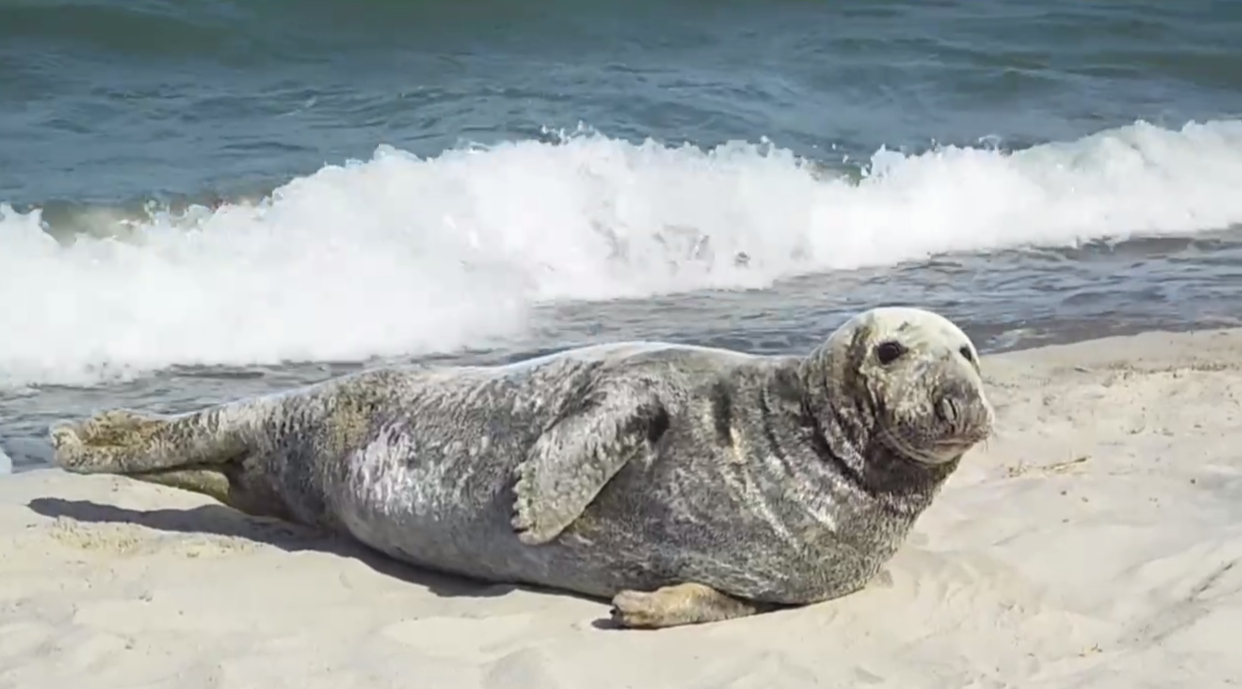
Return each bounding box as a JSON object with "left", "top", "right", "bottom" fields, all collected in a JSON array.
[{"left": 2, "top": 0, "right": 1242, "bottom": 469}]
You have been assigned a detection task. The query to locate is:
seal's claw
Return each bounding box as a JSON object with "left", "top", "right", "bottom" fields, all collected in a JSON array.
[
  {"left": 510, "top": 515, "right": 547, "bottom": 546},
  {"left": 609, "top": 589, "right": 667, "bottom": 629},
  {"left": 49, "top": 421, "right": 81, "bottom": 450},
  {"left": 48, "top": 421, "right": 87, "bottom": 468},
  {"left": 510, "top": 469, "right": 558, "bottom": 545}
]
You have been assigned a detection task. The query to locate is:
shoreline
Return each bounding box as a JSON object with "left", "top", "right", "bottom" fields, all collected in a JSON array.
[{"left": 3, "top": 324, "right": 1241, "bottom": 687}]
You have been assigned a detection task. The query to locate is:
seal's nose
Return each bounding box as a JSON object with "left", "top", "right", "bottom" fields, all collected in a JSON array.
[
  {"left": 934, "top": 380, "right": 994, "bottom": 440},
  {"left": 935, "top": 396, "right": 960, "bottom": 425}
]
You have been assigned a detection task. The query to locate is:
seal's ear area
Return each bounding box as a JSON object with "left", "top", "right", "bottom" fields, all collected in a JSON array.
[
  {"left": 851, "top": 307, "right": 981, "bottom": 364},
  {"left": 813, "top": 305, "right": 982, "bottom": 403}
]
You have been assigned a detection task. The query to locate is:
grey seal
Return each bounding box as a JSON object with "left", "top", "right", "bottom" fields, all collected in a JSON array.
[{"left": 49, "top": 306, "right": 994, "bottom": 629}]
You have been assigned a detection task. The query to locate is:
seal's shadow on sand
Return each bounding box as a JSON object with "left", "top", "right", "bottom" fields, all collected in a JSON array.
[{"left": 25, "top": 496, "right": 606, "bottom": 614}]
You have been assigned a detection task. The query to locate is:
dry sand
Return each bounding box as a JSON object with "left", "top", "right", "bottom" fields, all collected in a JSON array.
[{"left": 3, "top": 328, "right": 1241, "bottom": 689}]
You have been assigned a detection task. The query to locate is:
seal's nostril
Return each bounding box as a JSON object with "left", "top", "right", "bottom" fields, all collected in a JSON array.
[{"left": 936, "top": 397, "right": 959, "bottom": 425}]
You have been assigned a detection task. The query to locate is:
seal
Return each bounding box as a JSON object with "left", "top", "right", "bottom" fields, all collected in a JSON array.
[{"left": 48, "top": 306, "right": 994, "bottom": 629}]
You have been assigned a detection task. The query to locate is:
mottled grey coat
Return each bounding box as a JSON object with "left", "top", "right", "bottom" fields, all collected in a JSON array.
[{"left": 50, "top": 307, "right": 993, "bottom": 610}]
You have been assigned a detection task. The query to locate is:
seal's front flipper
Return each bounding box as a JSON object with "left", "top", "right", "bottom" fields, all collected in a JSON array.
[
  {"left": 511, "top": 384, "right": 667, "bottom": 546},
  {"left": 609, "top": 583, "right": 776, "bottom": 629},
  {"left": 50, "top": 404, "right": 256, "bottom": 475}
]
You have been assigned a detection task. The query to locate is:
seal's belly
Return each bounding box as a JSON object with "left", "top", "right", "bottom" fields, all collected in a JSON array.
[
  {"left": 325, "top": 437, "right": 892, "bottom": 603},
  {"left": 327, "top": 435, "right": 540, "bottom": 582},
  {"left": 535, "top": 481, "right": 891, "bottom": 603}
]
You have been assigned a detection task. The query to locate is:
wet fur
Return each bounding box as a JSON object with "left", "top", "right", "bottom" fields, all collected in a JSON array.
[{"left": 49, "top": 307, "right": 994, "bottom": 628}]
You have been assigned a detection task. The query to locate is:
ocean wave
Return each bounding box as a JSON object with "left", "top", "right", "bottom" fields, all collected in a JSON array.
[{"left": 2, "top": 119, "right": 1242, "bottom": 388}]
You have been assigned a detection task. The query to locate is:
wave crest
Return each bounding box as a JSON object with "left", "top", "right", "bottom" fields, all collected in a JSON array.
[{"left": 2, "top": 119, "right": 1241, "bottom": 387}]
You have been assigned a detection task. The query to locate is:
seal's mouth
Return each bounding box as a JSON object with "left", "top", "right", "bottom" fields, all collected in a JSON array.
[
  {"left": 931, "top": 438, "right": 985, "bottom": 456},
  {"left": 878, "top": 416, "right": 992, "bottom": 466}
]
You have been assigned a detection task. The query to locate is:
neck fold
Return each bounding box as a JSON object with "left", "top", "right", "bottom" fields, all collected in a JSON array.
[{"left": 783, "top": 355, "right": 958, "bottom": 511}]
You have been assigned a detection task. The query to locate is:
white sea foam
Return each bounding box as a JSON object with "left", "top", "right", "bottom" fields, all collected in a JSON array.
[{"left": 3, "top": 119, "right": 1242, "bottom": 388}]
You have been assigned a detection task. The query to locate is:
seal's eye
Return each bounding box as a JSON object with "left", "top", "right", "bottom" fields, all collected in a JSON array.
[
  {"left": 875, "top": 340, "right": 906, "bottom": 365},
  {"left": 959, "top": 346, "right": 974, "bottom": 362}
]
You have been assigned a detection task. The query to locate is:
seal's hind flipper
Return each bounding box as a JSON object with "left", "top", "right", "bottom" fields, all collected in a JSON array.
[
  {"left": 51, "top": 409, "right": 176, "bottom": 474},
  {"left": 511, "top": 384, "right": 668, "bottom": 546},
  {"left": 126, "top": 467, "right": 234, "bottom": 504},
  {"left": 50, "top": 405, "right": 252, "bottom": 475}
]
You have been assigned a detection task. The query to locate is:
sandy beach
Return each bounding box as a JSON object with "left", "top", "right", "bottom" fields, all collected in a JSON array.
[{"left": 2, "top": 328, "right": 1240, "bottom": 689}]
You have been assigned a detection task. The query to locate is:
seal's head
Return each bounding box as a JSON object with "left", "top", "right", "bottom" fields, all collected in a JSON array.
[{"left": 800, "top": 306, "right": 994, "bottom": 468}]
